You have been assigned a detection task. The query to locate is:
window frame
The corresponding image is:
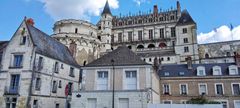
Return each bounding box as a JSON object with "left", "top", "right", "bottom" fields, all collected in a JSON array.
[
  {"left": 197, "top": 66, "right": 206, "bottom": 76},
  {"left": 163, "top": 84, "right": 171, "bottom": 95},
  {"left": 213, "top": 66, "right": 222, "bottom": 75},
  {"left": 231, "top": 83, "right": 240, "bottom": 95},
  {"left": 198, "top": 83, "right": 208, "bottom": 95},
  {"left": 215, "top": 83, "right": 224, "bottom": 95},
  {"left": 228, "top": 65, "right": 239, "bottom": 75},
  {"left": 179, "top": 84, "right": 188, "bottom": 95}
]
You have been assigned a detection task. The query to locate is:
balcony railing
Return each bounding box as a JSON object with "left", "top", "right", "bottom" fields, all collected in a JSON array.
[
  {"left": 4, "top": 86, "right": 19, "bottom": 95},
  {"left": 136, "top": 46, "right": 174, "bottom": 52}
]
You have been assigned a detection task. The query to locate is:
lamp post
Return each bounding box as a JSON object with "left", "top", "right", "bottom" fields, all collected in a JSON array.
[{"left": 111, "top": 59, "right": 115, "bottom": 108}]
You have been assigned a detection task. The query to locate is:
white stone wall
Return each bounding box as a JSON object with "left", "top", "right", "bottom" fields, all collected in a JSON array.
[{"left": 71, "top": 91, "right": 150, "bottom": 108}]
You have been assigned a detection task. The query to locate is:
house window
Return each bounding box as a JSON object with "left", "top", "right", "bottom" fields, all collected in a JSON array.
[
  {"left": 58, "top": 80, "right": 62, "bottom": 88},
  {"left": 213, "top": 66, "right": 222, "bottom": 75},
  {"left": 180, "top": 84, "right": 188, "bottom": 95},
  {"left": 33, "top": 100, "right": 38, "bottom": 108},
  {"left": 6, "top": 97, "right": 17, "bottom": 108},
  {"left": 234, "top": 100, "right": 240, "bottom": 108},
  {"left": 75, "top": 28, "right": 78, "bottom": 33},
  {"left": 10, "top": 75, "right": 20, "bottom": 94},
  {"left": 52, "top": 80, "right": 57, "bottom": 93},
  {"left": 119, "top": 98, "right": 129, "bottom": 108},
  {"left": 125, "top": 70, "right": 137, "bottom": 90},
  {"left": 68, "top": 82, "right": 73, "bottom": 95},
  {"left": 138, "top": 31, "right": 143, "bottom": 41},
  {"left": 183, "top": 38, "right": 188, "bottom": 43},
  {"left": 232, "top": 84, "right": 240, "bottom": 95},
  {"left": 160, "top": 28, "right": 164, "bottom": 38},
  {"left": 199, "top": 83, "right": 207, "bottom": 95},
  {"left": 54, "top": 62, "right": 59, "bottom": 73},
  {"left": 118, "top": 33, "right": 122, "bottom": 42},
  {"left": 179, "top": 72, "right": 185, "bottom": 76},
  {"left": 159, "top": 17, "right": 164, "bottom": 21},
  {"left": 197, "top": 66, "right": 206, "bottom": 76},
  {"left": 87, "top": 98, "right": 97, "bottom": 108},
  {"left": 149, "top": 29, "right": 153, "bottom": 40},
  {"left": 35, "top": 78, "right": 41, "bottom": 91},
  {"left": 215, "top": 83, "right": 224, "bottom": 95},
  {"left": 55, "top": 104, "right": 60, "bottom": 108},
  {"left": 205, "top": 53, "right": 210, "bottom": 58},
  {"left": 128, "top": 32, "right": 133, "bottom": 42},
  {"left": 13, "top": 55, "right": 23, "bottom": 68},
  {"left": 184, "top": 47, "right": 189, "bottom": 52},
  {"left": 171, "top": 27, "right": 176, "bottom": 37},
  {"left": 163, "top": 84, "right": 170, "bottom": 95},
  {"left": 37, "top": 57, "right": 43, "bottom": 71},
  {"left": 183, "top": 28, "right": 187, "bottom": 34},
  {"left": 97, "top": 71, "right": 108, "bottom": 90},
  {"left": 164, "top": 72, "right": 170, "bottom": 76},
  {"left": 20, "top": 36, "right": 27, "bottom": 45},
  {"left": 163, "top": 100, "right": 172, "bottom": 104},
  {"left": 216, "top": 101, "right": 228, "bottom": 108},
  {"left": 69, "top": 67, "right": 75, "bottom": 77},
  {"left": 229, "top": 65, "right": 238, "bottom": 75}
]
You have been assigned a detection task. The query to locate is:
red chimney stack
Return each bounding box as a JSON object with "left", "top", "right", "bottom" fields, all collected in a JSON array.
[
  {"left": 153, "top": 5, "right": 158, "bottom": 16},
  {"left": 26, "top": 18, "right": 35, "bottom": 26}
]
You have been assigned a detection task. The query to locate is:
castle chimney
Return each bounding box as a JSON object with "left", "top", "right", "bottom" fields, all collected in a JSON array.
[
  {"left": 26, "top": 18, "right": 35, "bottom": 26},
  {"left": 234, "top": 53, "right": 240, "bottom": 67},
  {"left": 153, "top": 5, "right": 158, "bottom": 16},
  {"left": 177, "top": 1, "right": 181, "bottom": 18},
  {"left": 187, "top": 56, "right": 192, "bottom": 69}
]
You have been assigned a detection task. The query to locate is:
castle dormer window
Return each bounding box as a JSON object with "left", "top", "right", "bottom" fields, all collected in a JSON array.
[
  {"left": 213, "top": 66, "right": 222, "bottom": 75},
  {"left": 170, "top": 15, "right": 175, "bottom": 20},
  {"left": 229, "top": 65, "right": 238, "bottom": 75},
  {"left": 197, "top": 66, "right": 206, "bottom": 76}
]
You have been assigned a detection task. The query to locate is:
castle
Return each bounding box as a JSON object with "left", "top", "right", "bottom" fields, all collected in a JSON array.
[{"left": 52, "top": 1, "right": 199, "bottom": 66}]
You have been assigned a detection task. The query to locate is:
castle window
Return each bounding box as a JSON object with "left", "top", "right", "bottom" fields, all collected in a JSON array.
[
  {"left": 138, "top": 31, "right": 143, "bottom": 41},
  {"left": 159, "top": 17, "right": 164, "bottom": 21},
  {"left": 52, "top": 80, "right": 57, "bottom": 93},
  {"left": 148, "top": 44, "right": 155, "bottom": 48},
  {"left": 20, "top": 36, "right": 27, "bottom": 45},
  {"left": 183, "top": 28, "right": 187, "bottom": 34},
  {"left": 54, "top": 62, "right": 59, "bottom": 73},
  {"left": 128, "top": 21, "right": 132, "bottom": 25},
  {"left": 35, "top": 78, "right": 41, "bottom": 91},
  {"left": 128, "top": 32, "right": 133, "bottom": 42},
  {"left": 205, "top": 53, "right": 210, "bottom": 58},
  {"left": 197, "top": 66, "right": 206, "bottom": 76},
  {"left": 170, "top": 15, "right": 175, "bottom": 20},
  {"left": 164, "top": 72, "right": 170, "bottom": 76},
  {"left": 184, "top": 47, "right": 189, "bottom": 53},
  {"left": 179, "top": 72, "right": 185, "bottom": 76},
  {"left": 226, "top": 52, "right": 231, "bottom": 56},
  {"left": 98, "top": 36, "right": 101, "bottom": 41},
  {"left": 69, "top": 67, "right": 75, "bottom": 77},
  {"left": 160, "top": 28, "right": 164, "bottom": 38},
  {"left": 213, "top": 66, "right": 222, "bottom": 75},
  {"left": 138, "top": 20, "right": 142, "bottom": 24},
  {"left": 167, "top": 57, "right": 170, "bottom": 61},
  {"left": 137, "top": 45, "right": 144, "bottom": 49},
  {"left": 149, "top": 29, "right": 153, "bottom": 40},
  {"left": 171, "top": 27, "right": 176, "bottom": 37},
  {"left": 149, "top": 58, "right": 152, "bottom": 62},
  {"left": 118, "top": 33, "right": 122, "bottom": 42},
  {"left": 59, "top": 29, "right": 61, "bottom": 33},
  {"left": 75, "top": 28, "right": 78, "bottom": 33},
  {"left": 183, "top": 38, "right": 188, "bottom": 43},
  {"left": 58, "top": 80, "right": 62, "bottom": 88},
  {"left": 172, "top": 41, "right": 175, "bottom": 46},
  {"left": 111, "top": 35, "right": 114, "bottom": 43},
  {"left": 159, "top": 43, "right": 167, "bottom": 48},
  {"left": 149, "top": 18, "right": 153, "bottom": 23}
]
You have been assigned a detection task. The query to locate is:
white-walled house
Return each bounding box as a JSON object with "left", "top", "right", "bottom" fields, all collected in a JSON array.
[
  {"left": 71, "top": 46, "right": 160, "bottom": 108},
  {"left": 0, "top": 18, "right": 81, "bottom": 108}
]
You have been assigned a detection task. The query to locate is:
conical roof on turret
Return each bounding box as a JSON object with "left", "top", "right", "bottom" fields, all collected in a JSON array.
[{"left": 102, "top": 0, "right": 112, "bottom": 15}]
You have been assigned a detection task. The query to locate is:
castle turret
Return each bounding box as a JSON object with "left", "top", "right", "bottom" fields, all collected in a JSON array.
[{"left": 99, "top": 0, "right": 113, "bottom": 53}]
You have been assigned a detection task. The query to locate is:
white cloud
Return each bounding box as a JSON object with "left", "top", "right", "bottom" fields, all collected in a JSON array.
[
  {"left": 38, "top": 0, "right": 119, "bottom": 21},
  {"left": 197, "top": 25, "right": 240, "bottom": 44},
  {"left": 133, "top": 0, "right": 149, "bottom": 6}
]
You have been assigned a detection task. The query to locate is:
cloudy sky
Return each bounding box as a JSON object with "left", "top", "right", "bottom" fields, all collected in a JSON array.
[{"left": 0, "top": 0, "right": 240, "bottom": 44}]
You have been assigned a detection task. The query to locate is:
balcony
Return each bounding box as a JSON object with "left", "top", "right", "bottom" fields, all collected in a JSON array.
[
  {"left": 136, "top": 46, "right": 174, "bottom": 52},
  {"left": 4, "top": 86, "right": 19, "bottom": 95}
]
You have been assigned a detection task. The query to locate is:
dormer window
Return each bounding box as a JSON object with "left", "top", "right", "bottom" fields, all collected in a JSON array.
[
  {"left": 229, "top": 65, "right": 239, "bottom": 75},
  {"left": 164, "top": 72, "right": 170, "bottom": 76},
  {"left": 179, "top": 72, "right": 185, "bottom": 76},
  {"left": 197, "top": 66, "right": 206, "bottom": 76},
  {"left": 213, "top": 66, "right": 222, "bottom": 75}
]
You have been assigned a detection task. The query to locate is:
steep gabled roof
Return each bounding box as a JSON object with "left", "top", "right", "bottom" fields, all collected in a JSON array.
[
  {"left": 86, "top": 46, "right": 150, "bottom": 67},
  {"left": 0, "top": 41, "right": 9, "bottom": 53},
  {"left": 102, "top": 0, "right": 112, "bottom": 15},
  {"left": 177, "top": 9, "right": 196, "bottom": 26},
  {"left": 25, "top": 23, "right": 80, "bottom": 67}
]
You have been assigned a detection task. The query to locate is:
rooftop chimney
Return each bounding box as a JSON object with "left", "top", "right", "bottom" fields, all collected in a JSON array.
[
  {"left": 153, "top": 57, "right": 159, "bottom": 71},
  {"left": 153, "top": 5, "right": 158, "bottom": 16},
  {"left": 26, "top": 18, "right": 35, "bottom": 26},
  {"left": 234, "top": 53, "right": 240, "bottom": 67},
  {"left": 177, "top": 1, "right": 181, "bottom": 18},
  {"left": 187, "top": 56, "right": 192, "bottom": 69}
]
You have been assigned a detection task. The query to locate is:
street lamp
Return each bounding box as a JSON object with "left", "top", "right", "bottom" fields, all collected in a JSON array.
[{"left": 111, "top": 59, "right": 115, "bottom": 108}]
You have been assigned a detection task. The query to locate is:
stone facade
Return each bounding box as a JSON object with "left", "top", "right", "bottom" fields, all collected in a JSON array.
[{"left": 0, "top": 19, "right": 80, "bottom": 108}]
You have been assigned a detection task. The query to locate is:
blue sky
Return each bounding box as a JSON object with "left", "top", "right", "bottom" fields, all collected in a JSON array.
[{"left": 0, "top": 0, "right": 240, "bottom": 43}]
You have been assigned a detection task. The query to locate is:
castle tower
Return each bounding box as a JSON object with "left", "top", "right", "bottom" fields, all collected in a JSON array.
[
  {"left": 177, "top": 1, "right": 181, "bottom": 19},
  {"left": 99, "top": 0, "right": 113, "bottom": 53}
]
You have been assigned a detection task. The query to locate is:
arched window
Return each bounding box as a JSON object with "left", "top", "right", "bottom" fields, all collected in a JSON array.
[
  {"left": 83, "top": 61, "right": 87, "bottom": 66},
  {"left": 75, "top": 28, "right": 78, "bottom": 33},
  {"left": 148, "top": 44, "right": 155, "bottom": 48},
  {"left": 205, "top": 53, "right": 209, "bottom": 58},
  {"left": 159, "top": 43, "right": 167, "bottom": 48},
  {"left": 137, "top": 45, "right": 144, "bottom": 49}
]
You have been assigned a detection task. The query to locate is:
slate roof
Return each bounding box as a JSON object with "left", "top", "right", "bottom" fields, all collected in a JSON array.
[
  {"left": 137, "top": 51, "right": 176, "bottom": 58},
  {"left": 102, "top": 0, "right": 112, "bottom": 15},
  {"left": 158, "top": 63, "right": 240, "bottom": 77},
  {"left": 86, "top": 46, "right": 150, "bottom": 67},
  {"left": 0, "top": 41, "right": 9, "bottom": 53},
  {"left": 25, "top": 22, "right": 79, "bottom": 67},
  {"left": 177, "top": 9, "right": 196, "bottom": 26}
]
